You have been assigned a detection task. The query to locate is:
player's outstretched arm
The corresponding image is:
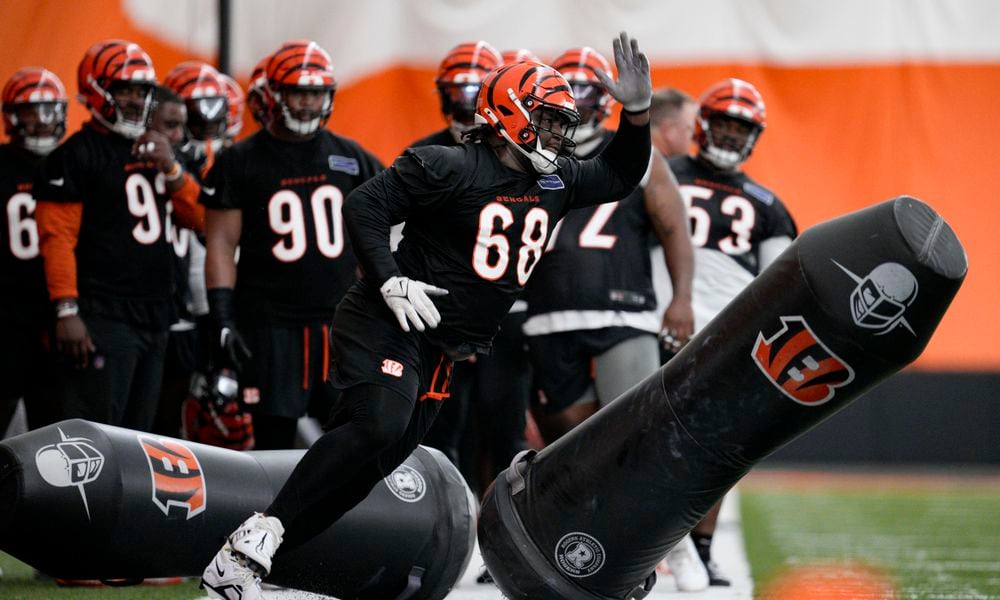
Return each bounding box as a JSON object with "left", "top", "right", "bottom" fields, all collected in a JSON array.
[{"left": 595, "top": 31, "right": 652, "bottom": 124}]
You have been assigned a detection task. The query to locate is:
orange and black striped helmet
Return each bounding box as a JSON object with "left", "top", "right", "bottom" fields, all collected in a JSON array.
[
  {"left": 695, "top": 78, "right": 766, "bottom": 169},
  {"left": 218, "top": 73, "right": 245, "bottom": 138},
  {"left": 551, "top": 47, "right": 614, "bottom": 126},
  {"left": 77, "top": 39, "right": 157, "bottom": 138},
  {"left": 501, "top": 49, "right": 542, "bottom": 65},
  {"left": 164, "top": 61, "right": 228, "bottom": 142},
  {"left": 2, "top": 67, "right": 68, "bottom": 153},
  {"left": 435, "top": 41, "right": 502, "bottom": 125},
  {"left": 476, "top": 61, "right": 580, "bottom": 174},
  {"left": 246, "top": 55, "right": 272, "bottom": 127},
  {"left": 265, "top": 40, "right": 336, "bottom": 135}
]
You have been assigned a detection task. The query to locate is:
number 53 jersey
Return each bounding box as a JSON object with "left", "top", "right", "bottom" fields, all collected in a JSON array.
[
  {"left": 201, "top": 130, "right": 383, "bottom": 324},
  {"left": 667, "top": 154, "right": 797, "bottom": 330}
]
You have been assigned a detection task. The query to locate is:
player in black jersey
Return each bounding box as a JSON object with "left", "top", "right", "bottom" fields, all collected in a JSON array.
[
  {"left": 523, "top": 46, "right": 694, "bottom": 442},
  {"left": 0, "top": 67, "right": 67, "bottom": 434},
  {"left": 407, "top": 40, "right": 534, "bottom": 495},
  {"left": 34, "top": 40, "right": 203, "bottom": 431},
  {"left": 199, "top": 40, "right": 383, "bottom": 451},
  {"left": 201, "top": 32, "right": 654, "bottom": 600},
  {"left": 663, "top": 78, "right": 798, "bottom": 590}
]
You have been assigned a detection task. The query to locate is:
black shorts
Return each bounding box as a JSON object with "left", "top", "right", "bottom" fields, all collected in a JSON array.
[
  {"left": 527, "top": 326, "right": 647, "bottom": 415},
  {"left": 330, "top": 284, "right": 454, "bottom": 404},
  {"left": 238, "top": 321, "right": 340, "bottom": 419}
]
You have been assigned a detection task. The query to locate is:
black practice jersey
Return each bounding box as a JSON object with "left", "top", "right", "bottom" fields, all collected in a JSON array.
[
  {"left": 668, "top": 154, "right": 797, "bottom": 329},
  {"left": 345, "top": 116, "right": 650, "bottom": 354},
  {"left": 524, "top": 129, "right": 657, "bottom": 334},
  {"left": 201, "top": 130, "right": 383, "bottom": 324},
  {"left": 34, "top": 124, "right": 174, "bottom": 302},
  {"left": 0, "top": 144, "right": 47, "bottom": 312}
]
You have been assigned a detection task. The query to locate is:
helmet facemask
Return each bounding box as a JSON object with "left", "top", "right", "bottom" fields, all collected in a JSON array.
[
  {"left": 567, "top": 82, "right": 608, "bottom": 154},
  {"left": 439, "top": 82, "right": 482, "bottom": 142},
  {"left": 94, "top": 81, "right": 154, "bottom": 140},
  {"left": 6, "top": 101, "right": 67, "bottom": 155},
  {"left": 485, "top": 92, "right": 579, "bottom": 175},
  {"left": 273, "top": 85, "right": 334, "bottom": 136},
  {"left": 699, "top": 114, "right": 760, "bottom": 171}
]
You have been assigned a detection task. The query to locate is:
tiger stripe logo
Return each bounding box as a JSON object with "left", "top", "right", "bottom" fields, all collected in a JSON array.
[
  {"left": 137, "top": 435, "right": 207, "bottom": 519},
  {"left": 752, "top": 316, "right": 854, "bottom": 406}
]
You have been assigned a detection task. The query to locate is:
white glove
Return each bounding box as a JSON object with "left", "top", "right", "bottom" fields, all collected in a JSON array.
[
  {"left": 380, "top": 276, "right": 449, "bottom": 332},
  {"left": 595, "top": 31, "right": 652, "bottom": 112}
]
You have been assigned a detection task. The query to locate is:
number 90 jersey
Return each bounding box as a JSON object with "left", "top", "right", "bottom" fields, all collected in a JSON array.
[
  {"left": 201, "top": 130, "right": 383, "bottom": 324},
  {"left": 667, "top": 155, "right": 797, "bottom": 329}
]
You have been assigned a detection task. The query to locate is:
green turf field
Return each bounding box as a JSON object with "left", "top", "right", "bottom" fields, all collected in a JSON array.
[
  {"left": 741, "top": 472, "right": 1000, "bottom": 598},
  {"left": 3, "top": 470, "right": 999, "bottom": 599}
]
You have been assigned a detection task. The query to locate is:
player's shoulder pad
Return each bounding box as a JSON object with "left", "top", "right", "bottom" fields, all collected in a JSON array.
[{"left": 400, "top": 144, "right": 468, "bottom": 180}]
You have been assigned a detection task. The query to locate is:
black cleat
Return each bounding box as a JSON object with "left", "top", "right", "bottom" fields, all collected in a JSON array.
[{"left": 703, "top": 560, "right": 731, "bottom": 586}]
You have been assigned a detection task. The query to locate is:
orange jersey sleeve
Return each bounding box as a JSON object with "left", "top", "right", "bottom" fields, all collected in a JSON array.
[{"left": 36, "top": 200, "right": 82, "bottom": 300}]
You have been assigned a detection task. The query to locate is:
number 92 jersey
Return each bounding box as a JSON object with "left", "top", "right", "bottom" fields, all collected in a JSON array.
[
  {"left": 200, "top": 129, "right": 383, "bottom": 323},
  {"left": 33, "top": 125, "right": 173, "bottom": 301},
  {"left": 668, "top": 154, "right": 797, "bottom": 328}
]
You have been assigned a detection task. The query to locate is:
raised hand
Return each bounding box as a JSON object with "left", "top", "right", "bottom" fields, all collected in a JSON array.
[{"left": 595, "top": 31, "right": 652, "bottom": 113}]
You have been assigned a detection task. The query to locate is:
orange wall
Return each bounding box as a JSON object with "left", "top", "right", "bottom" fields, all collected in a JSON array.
[{"left": 2, "top": 1, "right": 995, "bottom": 370}]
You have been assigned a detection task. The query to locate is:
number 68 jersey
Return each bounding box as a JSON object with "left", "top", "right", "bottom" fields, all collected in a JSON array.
[
  {"left": 200, "top": 129, "right": 383, "bottom": 324},
  {"left": 667, "top": 154, "right": 797, "bottom": 330}
]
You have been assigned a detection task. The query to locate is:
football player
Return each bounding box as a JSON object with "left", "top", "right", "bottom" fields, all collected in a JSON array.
[
  {"left": 199, "top": 40, "right": 383, "bottom": 451},
  {"left": 0, "top": 67, "right": 67, "bottom": 434},
  {"left": 34, "top": 40, "right": 204, "bottom": 430},
  {"left": 200, "top": 32, "right": 654, "bottom": 600},
  {"left": 218, "top": 72, "right": 245, "bottom": 146},
  {"left": 664, "top": 78, "right": 798, "bottom": 589},
  {"left": 501, "top": 48, "right": 542, "bottom": 64},
  {"left": 245, "top": 55, "right": 272, "bottom": 129},
  {"left": 522, "top": 47, "right": 694, "bottom": 442}
]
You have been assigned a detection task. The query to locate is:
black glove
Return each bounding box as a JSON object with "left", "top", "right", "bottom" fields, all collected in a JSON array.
[{"left": 207, "top": 288, "right": 252, "bottom": 372}]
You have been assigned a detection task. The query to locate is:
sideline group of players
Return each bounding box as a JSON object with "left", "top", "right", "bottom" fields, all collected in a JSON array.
[{"left": 1, "top": 32, "right": 795, "bottom": 597}]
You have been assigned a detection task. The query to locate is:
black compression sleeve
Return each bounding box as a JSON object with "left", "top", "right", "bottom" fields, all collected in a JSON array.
[
  {"left": 343, "top": 173, "right": 402, "bottom": 285},
  {"left": 599, "top": 114, "right": 651, "bottom": 189}
]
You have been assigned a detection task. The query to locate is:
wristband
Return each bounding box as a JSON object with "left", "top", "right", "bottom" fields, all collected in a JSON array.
[
  {"left": 207, "top": 287, "right": 236, "bottom": 326},
  {"left": 165, "top": 161, "right": 184, "bottom": 182},
  {"left": 55, "top": 299, "right": 79, "bottom": 319}
]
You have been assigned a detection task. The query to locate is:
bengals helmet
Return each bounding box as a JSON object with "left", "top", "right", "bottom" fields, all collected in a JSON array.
[
  {"left": 77, "top": 39, "right": 157, "bottom": 139},
  {"left": 476, "top": 61, "right": 580, "bottom": 174},
  {"left": 551, "top": 47, "right": 614, "bottom": 147},
  {"left": 265, "top": 40, "right": 336, "bottom": 136},
  {"left": 163, "top": 61, "right": 228, "bottom": 147},
  {"left": 2, "top": 67, "right": 68, "bottom": 155},
  {"left": 435, "top": 41, "right": 503, "bottom": 137},
  {"left": 218, "top": 73, "right": 245, "bottom": 139},
  {"left": 501, "top": 49, "right": 541, "bottom": 65},
  {"left": 246, "top": 55, "right": 272, "bottom": 127},
  {"left": 695, "top": 78, "right": 766, "bottom": 170},
  {"left": 181, "top": 369, "right": 254, "bottom": 451}
]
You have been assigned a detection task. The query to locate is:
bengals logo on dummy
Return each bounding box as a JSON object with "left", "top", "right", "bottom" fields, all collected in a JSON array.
[
  {"left": 752, "top": 315, "right": 855, "bottom": 406},
  {"left": 137, "top": 435, "right": 207, "bottom": 519}
]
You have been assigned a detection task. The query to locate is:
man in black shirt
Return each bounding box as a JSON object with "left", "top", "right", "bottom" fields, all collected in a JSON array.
[
  {"left": 201, "top": 32, "right": 653, "bottom": 600},
  {"left": 199, "top": 40, "right": 383, "bottom": 451},
  {"left": 1, "top": 67, "right": 67, "bottom": 433}
]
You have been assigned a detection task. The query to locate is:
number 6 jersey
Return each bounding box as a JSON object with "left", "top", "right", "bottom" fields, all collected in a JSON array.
[
  {"left": 667, "top": 154, "right": 797, "bottom": 330},
  {"left": 200, "top": 129, "right": 383, "bottom": 324}
]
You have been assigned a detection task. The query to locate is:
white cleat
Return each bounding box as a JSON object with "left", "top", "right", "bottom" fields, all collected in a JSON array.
[
  {"left": 665, "top": 534, "right": 710, "bottom": 592},
  {"left": 201, "top": 544, "right": 262, "bottom": 600},
  {"left": 228, "top": 512, "right": 285, "bottom": 576}
]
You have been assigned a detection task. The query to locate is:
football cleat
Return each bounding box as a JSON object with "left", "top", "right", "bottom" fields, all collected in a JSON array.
[
  {"left": 664, "top": 534, "right": 709, "bottom": 592},
  {"left": 228, "top": 512, "right": 285, "bottom": 576},
  {"left": 201, "top": 544, "right": 262, "bottom": 600}
]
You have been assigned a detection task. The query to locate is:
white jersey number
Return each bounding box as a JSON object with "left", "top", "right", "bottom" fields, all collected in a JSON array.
[
  {"left": 126, "top": 174, "right": 163, "bottom": 245},
  {"left": 473, "top": 203, "right": 550, "bottom": 286},
  {"left": 6, "top": 192, "right": 39, "bottom": 260},
  {"left": 680, "top": 184, "right": 756, "bottom": 255},
  {"left": 268, "top": 185, "right": 345, "bottom": 263}
]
